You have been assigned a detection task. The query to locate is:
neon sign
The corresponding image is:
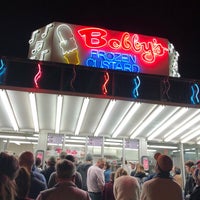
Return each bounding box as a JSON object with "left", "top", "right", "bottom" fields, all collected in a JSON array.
[
  {"left": 28, "top": 22, "right": 170, "bottom": 76},
  {"left": 190, "top": 83, "right": 200, "bottom": 104},
  {"left": 0, "top": 59, "right": 7, "bottom": 84}
]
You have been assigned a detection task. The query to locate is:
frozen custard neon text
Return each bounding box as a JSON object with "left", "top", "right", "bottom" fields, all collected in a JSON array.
[{"left": 78, "top": 28, "right": 168, "bottom": 63}]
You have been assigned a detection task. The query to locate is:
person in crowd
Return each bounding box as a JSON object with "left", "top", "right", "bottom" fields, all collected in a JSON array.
[
  {"left": 36, "top": 159, "right": 91, "bottom": 200},
  {"left": 129, "top": 161, "right": 136, "bottom": 176},
  {"left": 189, "top": 168, "right": 200, "bottom": 200},
  {"left": 104, "top": 161, "right": 112, "bottom": 183},
  {"left": 140, "top": 154, "right": 183, "bottom": 200},
  {"left": 77, "top": 153, "right": 93, "bottom": 191},
  {"left": 113, "top": 166, "right": 140, "bottom": 200},
  {"left": 15, "top": 166, "right": 32, "bottom": 200},
  {"left": 0, "top": 152, "right": 19, "bottom": 200},
  {"left": 114, "top": 167, "right": 128, "bottom": 179},
  {"left": 134, "top": 163, "right": 147, "bottom": 189},
  {"left": 48, "top": 154, "right": 83, "bottom": 189},
  {"left": 184, "top": 160, "right": 196, "bottom": 199},
  {"left": 144, "top": 152, "right": 161, "bottom": 182},
  {"left": 122, "top": 159, "right": 131, "bottom": 174},
  {"left": 102, "top": 171, "right": 115, "bottom": 200},
  {"left": 34, "top": 157, "right": 42, "bottom": 172},
  {"left": 87, "top": 157, "right": 106, "bottom": 200},
  {"left": 171, "top": 166, "right": 183, "bottom": 189},
  {"left": 18, "top": 151, "right": 47, "bottom": 199},
  {"left": 41, "top": 156, "right": 56, "bottom": 184}
]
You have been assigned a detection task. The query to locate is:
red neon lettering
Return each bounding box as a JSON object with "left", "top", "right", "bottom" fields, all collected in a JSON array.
[
  {"left": 78, "top": 28, "right": 107, "bottom": 48},
  {"left": 78, "top": 27, "right": 168, "bottom": 63}
]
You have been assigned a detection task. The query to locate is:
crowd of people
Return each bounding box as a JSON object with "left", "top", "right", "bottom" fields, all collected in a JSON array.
[{"left": 0, "top": 150, "right": 200, "bottom": 200}]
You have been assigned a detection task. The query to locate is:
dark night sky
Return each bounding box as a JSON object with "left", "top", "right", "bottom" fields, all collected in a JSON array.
[{"left": 0, "top": 0, "right": 199, "bottom": 80}]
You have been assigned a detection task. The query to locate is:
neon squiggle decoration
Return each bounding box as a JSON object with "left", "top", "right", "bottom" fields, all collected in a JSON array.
[
  {"left": 0, "top": 59, "right": 7, "bottom": 84},
  {"left": 162, "top": 77, "right": 170, "bottom": 99},
  {"left": 70, "top": 67, "right": 76, "bottom": 91},
  {"left": 132, "top": 76, "right": 140, "bottom": 98},
  {"left": 190, "top": 83, "right": 200, "bottom": 104},
  {"left": 34, "top": 63, "right": 42, "bottom": 88},
  {"left": 78, "top": 28, "right": 168, "bottom": 64},
  {"left": 102, "top": 72, "right": 109, "bottom": 95}
]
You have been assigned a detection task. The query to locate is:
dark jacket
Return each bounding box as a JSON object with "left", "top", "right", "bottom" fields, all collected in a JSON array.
[
  {"left": 77, "top": 163, "right": 92, "bottom": 191},
  {"left": 189, "top": 186, "right": 200, "bottom": 200}
]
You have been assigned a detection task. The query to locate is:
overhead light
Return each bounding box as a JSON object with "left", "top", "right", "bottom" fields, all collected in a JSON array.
[
  {"left": 55, "top": 95, "right": 63, "bottom": 133},
  {"left": 75, "top": 97, "right": 89, "bottom": 135},
  {"left": 130, "top": 104, "right": 159, "bottom": 139},
  {"left": 29, "top": 93, "right": 39, "bottom": 132},
  {"left": 147, "top": 107, "right": 188, "bottom": 141},
  {"left": 148, "top": 145, "right": 178, "bottom": 149},
  {"left": 70, "top": 136, "right": 86, "bottom": 140},
  {"left": 112, "top": 102, "right": 141, "bottom": 138},
  {"left": 181, "top": 125, "right": 200, "bottom": 143},
  {"left": 0, "top": 89, "right": 18, "bottom": 131},
  {"left": 65, "top": 139, "right": 86, "bottom": 143},
  {"left": 164, "top": 109, "right": 200, "bottom": 142},
  {"left": 0, "top": 135, "right": 25, "bottom": 139},
  {"left": 94, "top": 100, "right": 116, "bottom": 136}
]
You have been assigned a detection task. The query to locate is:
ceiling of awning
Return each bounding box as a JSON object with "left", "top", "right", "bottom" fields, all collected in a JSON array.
[{"left": 1, "top": 89, "right": 200, "bottom": 146}]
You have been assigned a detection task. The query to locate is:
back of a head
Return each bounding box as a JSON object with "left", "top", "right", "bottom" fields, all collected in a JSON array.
[
  {"left": 65, "top": 154, "right": 75, "bottom": 163},
  {"left": 115, "top": 167, "right": 128, "bottom": 179},
  {"left": 0, "top": 152, "right": 19, "bottom": 180},
  {"left": 157, "top": 154, "right": 173, "bottom": 173},
  {"left": 18, "top": 151, "right": 34, "bottom": 170},
  {"left": 47, "top": 156, "right": 56, "bottom": 166},
  {"left": 15, "top": 167, "right": 31, "bottom": 199},
  {"left": 59, "top": 151, "right": 67, "bottom": 160},
  {"left": 56, "top": 159, "right": 76, "bottom": 179},
  {"left": 85, "top": 153, "right": 93, "bottom": 162}
]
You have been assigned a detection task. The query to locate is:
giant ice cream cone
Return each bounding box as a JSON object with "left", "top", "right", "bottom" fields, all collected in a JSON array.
[
  {"left": 56, "top": 24, "right": 80, "bottom": 65},
  {"left": 63, "top": 49, "right": 80, "bottom": 65}
]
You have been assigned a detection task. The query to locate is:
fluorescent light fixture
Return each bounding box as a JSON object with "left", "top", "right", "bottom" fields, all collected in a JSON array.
[
  {"left": 55, "top": 95, "right": 63, "bottom": 133},
  {"left": 181, "top": 126, "right": 200, "bottom": 143},
  {"left": 3, "top": 140, "right": 38, "bottom": 145},
  {"left": 105, "top": 138, "right": 122, "bottom": 142},
  {"left": 70, "top": 136, "right": 86, "bottom": 140},
  {"left": 75, "top": 97, "right": 89, "bottom": 135},
  {"left": 65, "top": 144, "right": 85, "bottom": 147},
  {"left": 0, "top": 90, "right": 18, "bottom": 131},
  {"left": 65, "top": 139, "right": 86, "bottom": 143},
  {"left": 94, "top": 100, "right": 116, "bottom": 136},
  {"left": 0, "top": 135, "right": 25, "bottom": 139},
  {"left": 164, "top": 110, "right": 200, "bottom": 142},
  {"left": 112, "top": 102, "right": 141, "bottom": 138},
  {"left": 104, "top": 142, "right": 122, "bottom": 146},
  {"left": 130, "top": 104, "right": 159, "bottom": 139},
  {"left": 29, "top": 93, "right": 39, "bottom": 132},
  {"left": 148, "top": 145, "right": 178, "bottom": 149},
  {"left": 148, "top": 107, "right": 188, "bottom": 141}
]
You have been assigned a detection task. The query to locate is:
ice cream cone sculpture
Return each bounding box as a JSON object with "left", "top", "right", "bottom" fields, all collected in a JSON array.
[{"left": 56, "top": 24, "right": 80, "bottom": 65}]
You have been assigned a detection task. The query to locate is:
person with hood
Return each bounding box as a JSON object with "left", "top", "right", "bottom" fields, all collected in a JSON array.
[{"left": 77, "top": 153, "right": 93, "bottom": 191}]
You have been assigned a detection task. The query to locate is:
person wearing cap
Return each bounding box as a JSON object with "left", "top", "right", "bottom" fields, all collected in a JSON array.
[
  {"left": 77, "top": 153, "right": 93, "bottom": 191},
  {"left": 140, "top": 154, "right": 183, "bottom": 200}
]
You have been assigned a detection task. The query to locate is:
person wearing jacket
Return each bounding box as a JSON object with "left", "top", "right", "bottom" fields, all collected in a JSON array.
[
  {"left": 36, "top": 159, "right": 91, "bottom": 200},
  {"left": 140, "top": 154, "right": 183, "bottom": 200}
]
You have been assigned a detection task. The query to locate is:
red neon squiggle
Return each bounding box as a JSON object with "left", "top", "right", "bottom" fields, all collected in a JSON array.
[
  {"left": 102, "top": 72, "right": 109, "bottom": 95},
  {"left": 34, "top": 63, "right": 42, "bottom": 88}
]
